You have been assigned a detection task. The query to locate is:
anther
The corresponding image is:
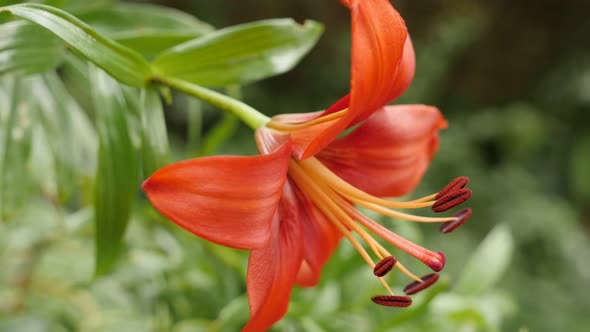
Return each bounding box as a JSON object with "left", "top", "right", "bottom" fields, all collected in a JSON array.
[
  {"left": 432, "top": 188, "right": 472, "bottom": 212},
  {"left": 373, "top": 256, "right": 397, "bottom": 277},
  {"left": 435, "top": 176, "right": 470, "bottom": 200},
  {"left": 371, "top": 295, "right": 413, "bottom": 307},
  {"left": 440, "top": 208, "right": 472, "bottom": 233},
  {"left": 403, "top": 273, "right": 440, "bottom": 295}
]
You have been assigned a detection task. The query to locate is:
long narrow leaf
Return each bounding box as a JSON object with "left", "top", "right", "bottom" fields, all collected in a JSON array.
[
  {"left": 62, "top": 0, "right": 114, "bottom": 13},
  {"left": 152, "top": 19, "right": 323, "bottom": 87},
  {"left": 77, "top": 3, "right": 213, "bottom": 58},
  {"left": 31, "top": 73, "right": 96, "bottom": 201},
  {"left": 0, "top": 20, "right": 64, "bottom": 75},
  {"left": 60, "top": 54, "right": 94, "bottom": 109},
  {"left": 186, "top": 97, "right": 203, "bottom": 156},
  {"left": 0, "top": 77, "right": 34, "bottom": 220},
  {"left": 91, "top": 67, "right": 139, "bottom": 275},
  {"left": 454, "top": 224, "right": 514, "bottom": 295},
  {"left": 138, "top": 88, "right": 170, "bottom": 176},
  {"left": 0, "top": 3, "right": 152, "bottom": 86},
  {"left": 77, "top": 3, "right": 212, "bottom": 35}
]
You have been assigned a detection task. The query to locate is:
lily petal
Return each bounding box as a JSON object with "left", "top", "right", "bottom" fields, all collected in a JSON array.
[
  {"left": 256, "top": 127, "right": 342, "bottom": 287},
  {"left": 292, "top": 183, "right": 342, "bottom": 287},
  {"left": 344, "top": 1, "right": 411, "bottom": 123},
  {"left": 243, "top": 181, "right": 304, "bottom": 332},
  {"left": 288, "top": 0, "right": 411, "bottom": 159},
  {"left": 289, "top": 116, "right": 350, "bottom": 161},
  {"left": 142, "top": 141, "right": 291, "bottom": 250},
  {"left": 317, "top": 105, "right": 447, "bottom": 198}
]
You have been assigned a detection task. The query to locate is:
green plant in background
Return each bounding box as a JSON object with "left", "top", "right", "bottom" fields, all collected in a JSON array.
[
  {"left": 0, "top": 0, "right": 322, "bottom": 275},
  {"left": 1, "top": 0, "right": 588, "bottom": 331}
]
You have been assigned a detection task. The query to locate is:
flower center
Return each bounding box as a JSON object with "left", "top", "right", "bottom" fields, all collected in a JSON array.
[{"left": 287, "top": 157, "right": 472, "bottom": 306}]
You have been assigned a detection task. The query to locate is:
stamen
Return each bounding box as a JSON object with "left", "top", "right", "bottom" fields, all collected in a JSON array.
[
  {"left": 300, "top": 159, "right": 438, "bottom": 209},
  {"left": 320, "top": 189, "right": 392, "bottom": 262},
  {"left": 267, "top": 109, "right": 347, "bottom": 131},
  {"left": 342, "top": 202, "right": 446, "bottom": 272},
  {"left": 290, "top": 156, "right": 452, "bottom": 296},
  {"left": 353, "top": 199, "right": 456, "bottom": 223},
  {"left": 378, "top": 277, "right": 394, "bottom": 295},
  {"left": 440, "top": 208, "right": 472, "bottom": 233},
  {"left": 353, "top": 231, "right": 423, "bottom": 283},
  {"left": 406, "top": 193, "right": 437, "bottom": 203},
  {"left": 318, "top": 204, "right": 374, "bottom": 269},
  {"left": 403, "top": 273, "right": 440, "bottom": 295},
  {"left": 319, "top": 185, "right": 387, "bottom": 261},
  {"left": 371, "top": 295, "right": 412, "bottom": 307},
  {"left": 288, "top": 160, "right": 380, "bottom": 269},
  {"left": 359, "top": 237, "right": 423, "bottom": 283},
  {"left": 435, "top": 176, "right": 470, "bottom": 199},
  {"left": 394, "top": 261, "right": 423, "bottom": 283},
  {"left": 373, "top": 256, "right": 397, "bottom": 277},
  {"left": 290, "top": 161, "right": 407, "bottom": 296},
  {"left": 432, "top": 188, "right": 472, "bottom": 212}
]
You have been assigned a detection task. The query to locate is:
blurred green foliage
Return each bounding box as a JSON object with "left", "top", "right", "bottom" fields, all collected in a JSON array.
[{"left": 1, "top": 0, "right": 589, "bottom": 332}]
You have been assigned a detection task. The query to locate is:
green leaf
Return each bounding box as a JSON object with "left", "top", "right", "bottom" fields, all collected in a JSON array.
[
  {"left": 454, "top": 224, "right": 514, "bottom": 296},
  {"left": 77, "top": 3, "right": 212, "bottom": 35},
  {"left": 0, "top": 20, "right": 64, "bottom": 75},
  {"left": 62, "top": 0, "right": 115, "bottom": 13},
  {"left": 138, "top": 88, "right": 170, "bottom": 176},
  {"left": 152, "top": 19, "right": 323, "bottom": 87},
  {"left": 0, "top": 3, "right": 151, "bottom": 86},
  {"left": 91, "top": 67, "right": 139, "bottom": 275},
  {"left": 77, "top": 3, "right": 213, "bottom": 58},
  {"left": 186, "top": 97, "right": 203, "bottom": 156},
  {"left": 60, "top": 54, "right": 94, "bottom": 108},
  {"left": 31, "top": 72, "right": 97, "bottom": 201},
  {"left": 0, "top": 77, "right": 34, "bottom": 220}
]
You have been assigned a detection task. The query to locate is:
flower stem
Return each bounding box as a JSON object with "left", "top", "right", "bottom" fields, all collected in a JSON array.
[{"left": 154, "top": 76, "right": 270, "bottom": 130}]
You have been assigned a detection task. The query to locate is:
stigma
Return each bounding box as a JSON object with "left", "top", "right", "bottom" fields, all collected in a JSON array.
[{"left": 287, "top": 157, "right": 472, "bottom": 307}]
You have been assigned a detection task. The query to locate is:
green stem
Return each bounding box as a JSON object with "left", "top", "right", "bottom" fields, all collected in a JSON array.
[{"left": 155, "top": 76, "right": 269, "bottom": 130}]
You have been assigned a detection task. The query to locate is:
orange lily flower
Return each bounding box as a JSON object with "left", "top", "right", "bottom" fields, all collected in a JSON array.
[
  {"left": 144, "top": 108, "right": 471, "bottom": 331},
  {"left": 143, "top": 1, "right": 473, "bottom": 331}
]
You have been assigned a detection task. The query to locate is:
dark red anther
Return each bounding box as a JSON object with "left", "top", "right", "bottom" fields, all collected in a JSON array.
[
  {"left": 371, "top": 295, "right": 413, "bottom": 307},
  {"left": 432, "top": 188, "right": 472, "bottom": 212},
  {"left": 373, "top": 256, "right": 397, "bottom": 277},
  {"left": 440, "top": 208, "right": 472, "bottom": 233},
  {"left": 403, "top": 273, "right": 440, "bottom": 295},
  {"left": 435, "top": 176, "right": 470, "bottom": 199}
]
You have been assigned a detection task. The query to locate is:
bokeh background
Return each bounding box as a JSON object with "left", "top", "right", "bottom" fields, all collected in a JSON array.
[{"left": 1, "top": 0, "right": 590, "bottom": 331}]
